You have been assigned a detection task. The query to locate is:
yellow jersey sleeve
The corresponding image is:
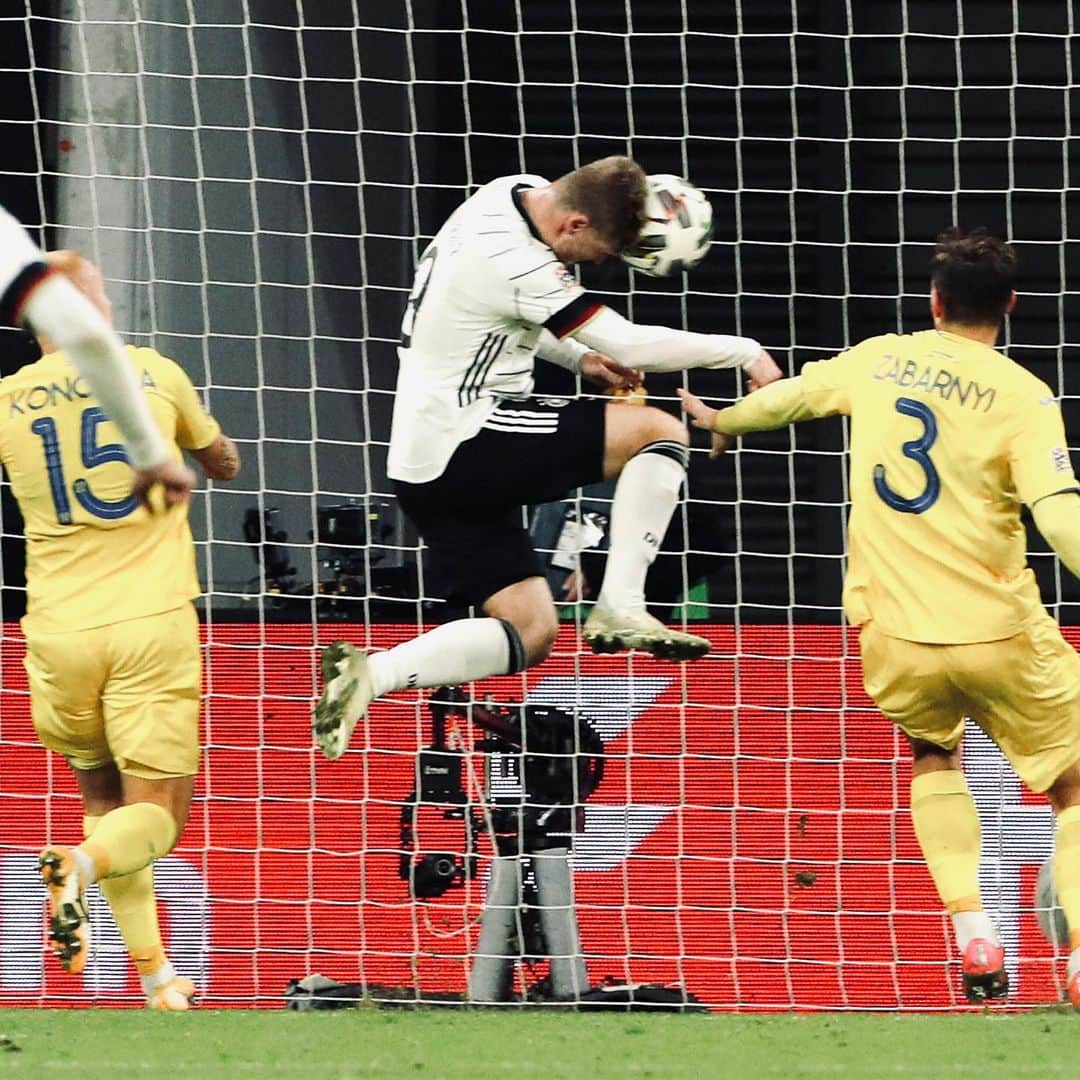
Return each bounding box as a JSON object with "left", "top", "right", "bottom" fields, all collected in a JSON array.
[
  {"left": 714, "top": 341, "right": 873, "bottom": 435},
  {"left": 1007, "top": 386, "right": 1080, "bottom": 507},
  {"left": 131, "top": 348, "right": 220, "bottom": 451}
]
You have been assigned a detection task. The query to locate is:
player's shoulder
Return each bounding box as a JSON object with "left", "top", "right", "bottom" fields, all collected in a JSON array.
[
  {"left": 827, "top": 331, "right": 903, "bottom": 364},
  {"left": 125, "top": 344, "right": 191, "bottom": 387},
  {"left": 994, "top": 352, "right": 1056, "bottom": 407},
  {"left": 467, "top": 173, "right": 549, "bottom": 209},
  {"left": 454, "top": 174, "right": 551, "bottom": 260}
]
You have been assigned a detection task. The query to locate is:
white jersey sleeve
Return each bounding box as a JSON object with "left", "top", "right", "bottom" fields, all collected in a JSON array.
[
  {"left": 0, "top": 204, "right": 55, "bottom": 325},
  {"left": 0, "top": 204, "right": 169, "bottom": 468}
]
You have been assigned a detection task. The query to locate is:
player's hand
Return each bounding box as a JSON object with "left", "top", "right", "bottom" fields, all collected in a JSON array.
[
  {"left": 132, "top": 460, "right": 196, "bottom": 512},
  {"left": 677, "top": 387, "right": 736, "bottom": 459},
  {"left": 561, "top": 569, "right": 592, "bottom": 602},
  {"left": 581, "top": 351, "right": 643, "bottom": 393},
  {"left": 745, "top": 349, "right": 783, "bottom": 392}
]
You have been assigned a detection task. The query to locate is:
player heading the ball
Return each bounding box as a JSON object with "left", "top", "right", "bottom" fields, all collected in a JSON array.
[
  {"left": 314, "top": 155, "right": 782, "bottom": 761},
  {"left": 681, "top": 227, "right": 1080, "bottom": 1009}
]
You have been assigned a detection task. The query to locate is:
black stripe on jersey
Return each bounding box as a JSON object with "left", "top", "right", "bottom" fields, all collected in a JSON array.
[
  {"left": 0, "top": 261, "right": 55, "bottom": 326},
  {"left": 544, "top": 294, "right": 603, "bottom": 339},
  {"left": 459, "top": 333, "right": 507, "bottom": 406},
  {"left": 458, "top": 333, "right": 494, "bottom": 407},
  {"left": 508, "top": 258, "right": 558, "bottom": 281},
  {"left": 469, "top": 334, "right": 507, "bottom": 401}
]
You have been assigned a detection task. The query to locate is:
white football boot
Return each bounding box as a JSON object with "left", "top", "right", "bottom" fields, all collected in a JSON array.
[
  {"left": 583, "top": 607, "right": 709, "bottom": 661},
  {"left": 313, "top": 641, "right": 374, "bottom": 760}
]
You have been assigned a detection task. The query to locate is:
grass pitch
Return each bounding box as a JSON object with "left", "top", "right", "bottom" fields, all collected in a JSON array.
[{"left": 0, "top": 1007, "right": 1076, "bottom": 1079}]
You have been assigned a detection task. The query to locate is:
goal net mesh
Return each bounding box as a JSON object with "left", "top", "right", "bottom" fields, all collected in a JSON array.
[{"left": 0, "top": 0, "right": 1074, "bottom": 1008}]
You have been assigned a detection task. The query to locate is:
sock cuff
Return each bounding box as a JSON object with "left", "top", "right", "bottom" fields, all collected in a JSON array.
[
  {"left": 634, "top": 439, "right": 689, "bottom": 471},
  {"left": 498, "top": 619, "right": 527, "bottom": 674},
  {"left": 945, "top": 894, "right": 983, "bottom": 916},
  {"left": 911, "top": 769, "right": 970, "bottom": 803},
  {"left": 1057, "top": 805, "right": 1080, "bottom": 832}
]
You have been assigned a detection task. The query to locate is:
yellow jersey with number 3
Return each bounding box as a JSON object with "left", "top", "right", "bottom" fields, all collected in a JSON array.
[
  {"left": 718, "top": 328, "right": 1078, "bottom": 643},
  {"left": 0, "top": 345, "right": 220, "bottom": 635}
]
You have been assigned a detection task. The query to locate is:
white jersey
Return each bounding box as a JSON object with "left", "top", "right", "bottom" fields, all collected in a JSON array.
[
  {"left": 387, "top": 174, "right": 601, "bottom": 484},
  {"left": 0, "top": 205, "right": 54, "bottom": 326}
]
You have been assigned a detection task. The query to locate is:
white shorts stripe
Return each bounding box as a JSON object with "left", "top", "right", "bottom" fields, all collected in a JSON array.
[
  {"left": 483, "top": 420, "right": 559, "bottom": 434},
  {"left": 489, "top": 408, "right": 559, "bottom": 420}
]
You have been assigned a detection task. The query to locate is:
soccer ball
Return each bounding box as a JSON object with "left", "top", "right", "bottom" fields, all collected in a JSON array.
[
  {"left": 1035, "top": 855, "right": 1069, "bottom": 947},
  {"left": 620, "top": 174, "right": 715, "bottom": 277}
]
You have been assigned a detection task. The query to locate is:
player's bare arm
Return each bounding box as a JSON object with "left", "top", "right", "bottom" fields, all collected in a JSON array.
[
  {"left": 189, "top": 433, "right": 241, "bottom": 481},
  {"left": 677, "top": 388, "right": 734, "bottom": 458}
]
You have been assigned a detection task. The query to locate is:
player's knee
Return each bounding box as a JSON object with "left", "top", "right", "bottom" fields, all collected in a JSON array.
[
  {"left": 1047, "top": 761, "right": 1080, "bottom": 814},
  {"left": 908, "top": 737, "right": 961, "bottom": 772},
  {"left": 521, "top": 610, "right": 558, "bottom": 667},
  {"left": 635, "top": 405, "right": 687, "bottom": 449}
]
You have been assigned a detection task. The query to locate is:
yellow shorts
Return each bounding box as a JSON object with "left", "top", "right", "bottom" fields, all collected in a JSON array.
[
  {"left": 860, "top": 613, "right": 1080, "bottom": 793},
  {"left": 25, "top": 603, "right": 201, "bottom": 779}
]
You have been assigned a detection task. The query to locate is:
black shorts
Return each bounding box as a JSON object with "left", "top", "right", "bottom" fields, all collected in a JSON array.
[{"left": 393, "top": 397, "right": 606, "bottom": 606}]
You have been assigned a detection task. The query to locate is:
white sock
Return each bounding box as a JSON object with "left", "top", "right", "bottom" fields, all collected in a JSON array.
[
  {"left": 1068, "top": 947, "right": 1080, "bottom": 983},
  {"left": 72, "top": 846, "right": 97, "bottom": 886},
  {"left": 367, "top": 618, "right": 523, "bottom": 698},
  {"left": 140, "top": 961, "right": 177, "bottom": 996},
  {"left": 596, "top": 441, "right": 687, "bottom": 612},
  {"left": 951, "top": 910, "right": 998, "bottom": 953}
]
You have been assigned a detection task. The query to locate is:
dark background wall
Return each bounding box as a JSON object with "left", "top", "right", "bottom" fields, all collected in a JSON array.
[{"left": 1, "top": 0, "right": 1077, "bottom": 623}]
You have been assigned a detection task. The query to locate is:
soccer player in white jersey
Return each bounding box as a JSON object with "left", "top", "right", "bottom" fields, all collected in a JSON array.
[
  {"left": 0, "top": 204, "right": 194, "bottom": 504},
  {"left": 314, "top": 155, "right": 782, "bottom": 759}
]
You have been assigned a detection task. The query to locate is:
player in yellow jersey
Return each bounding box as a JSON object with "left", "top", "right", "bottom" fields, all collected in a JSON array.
[
  {"left": 680, "top": 228, "right": 1080, "bottom": 1007},
  {"left": 0, "top": 251, "right": 240, "bottom": 1009}
]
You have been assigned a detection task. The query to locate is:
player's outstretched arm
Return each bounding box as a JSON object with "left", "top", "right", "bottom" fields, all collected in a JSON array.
[
  {"left": 678, "top": 377, "right": 823, "bottom": 459},
  {"left": 569, "top": 304, "right": 783, "bottom": 389},
  {"left": 677, "top": 388, "right": 735, "bottom": 459}
]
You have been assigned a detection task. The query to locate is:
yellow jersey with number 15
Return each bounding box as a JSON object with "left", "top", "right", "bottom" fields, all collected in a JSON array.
[
  {"left": 718, "top": 329, "right": 1078, "bottom": 644},
  {"left": 0, "top": 345, "right": 220, "bottom": 636}
]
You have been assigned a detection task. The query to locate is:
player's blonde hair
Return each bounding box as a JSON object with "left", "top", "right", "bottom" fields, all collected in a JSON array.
[
  {"left": 554, "top": 156, "right": 648, "bottom": 251},
  {"left": 930, "top": 227, "right": 1017, "bottom": 326}
]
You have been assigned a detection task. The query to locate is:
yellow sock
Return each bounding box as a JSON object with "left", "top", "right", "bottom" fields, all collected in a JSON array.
[
  {"left": 83, "top": 813, "right": 168, "bottom": 978},
  {"left": 79, "top": 802, "right": 177, "bottom": 881},
  {"left": 1054, "top": 805, "right": 1080, "bottom": 953},
  {"left": 911, "top": 770, "right": 982, "bottom": 914}
]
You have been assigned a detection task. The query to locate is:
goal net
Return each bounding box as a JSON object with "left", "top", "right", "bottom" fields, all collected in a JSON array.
[{"left": 0, "top": 0, "right": 1075, "bottom": 1009}]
